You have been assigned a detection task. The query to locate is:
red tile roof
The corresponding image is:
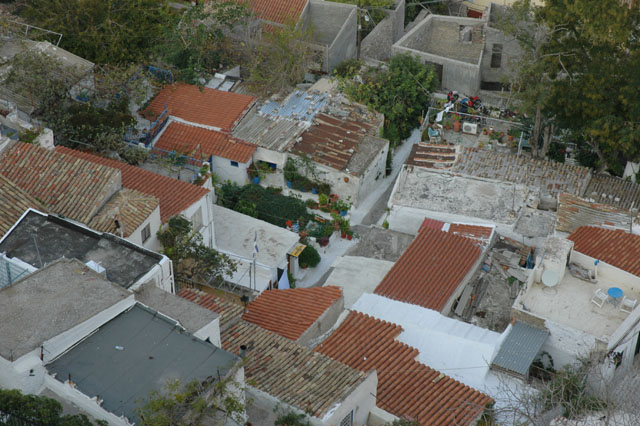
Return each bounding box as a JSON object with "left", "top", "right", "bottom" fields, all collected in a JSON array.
[
  {"left": 88, "top": 189, "right": 159, "bottom": 237},
  {"left": 419, "top": 218, "right": 445, "bottom": 232},
  {"left": 0, "top": 142, "right": 121, "bottom": 224},
  {"left": 448, "top": 223, "right": 494, "bottom": 248},
  {"left": 145, "top": 84, "right": 255, "bottom": 131},
  {"left": 55, "top": 147, "right": 209, "bottom": 223},
  {"left": 238, "top": 0, "right": 307, "bottom": 25},
  {"left": 374, "top": 227, "right": 482, "bottom": 311},
  {"left": 292, "top": 113, "right": 376, "bottom": 172},
  {"left": 242, "top": 286, "right": 342, "bottom": 340},
  {"left": 316, "top": 312, "right": 492, "bottom": 425},
  {"left": 407, "top": 143, "right": 457, "bottom": 169},
  {"left": 177, "top": 286, "right": 243, "bottom": 330},
  {"left": 0, "top": 174, "right": 46, "bottom": 238},
  {"left": 223, "top": 320, "right": 366, "bottom": 418},
  {"left": 568, "top": 226, "right": 640, "bottom": 277},
  {"left": 155, "top": 121, "right": 256, "bottom": 163}
]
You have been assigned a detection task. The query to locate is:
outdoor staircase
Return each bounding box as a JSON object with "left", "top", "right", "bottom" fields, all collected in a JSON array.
[{"left": 408, "top": 143, "right": 457, "bottom": 170}]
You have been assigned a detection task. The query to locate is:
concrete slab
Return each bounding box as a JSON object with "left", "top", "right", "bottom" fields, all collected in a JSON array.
[
  {"left": 345, "top": 226, "right": 414, "bottom": 262},
  {"left": 323, "top": 256, "right": 394, "bottom": 308}
]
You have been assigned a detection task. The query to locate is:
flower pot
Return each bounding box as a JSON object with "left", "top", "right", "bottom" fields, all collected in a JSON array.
[
  {"left": 330, "top": 209, "right": 339, "bottom": 215},
  {"left": 312, "top": 187, "right": 318, "bottom": 194},
  {"left": 252, "top": 176, "right": 261, "bottom": 184},
  {"left": 340, "top": 210, "right": 347, "bottom": 217},
  {"left": 341, "top": 231, "right": 347, "bottom": 238},
  {"left": 507, "top": 135, "right": 514, "bottom": 142},
  {"left": 453, "top": 120, "right": 462, "bottom": 132},
  {"left": 347, "top": 234, "right": 353, "bottom": 240},
  {"left": 287, "top": 181, "right": 293, "bottom": 188}
]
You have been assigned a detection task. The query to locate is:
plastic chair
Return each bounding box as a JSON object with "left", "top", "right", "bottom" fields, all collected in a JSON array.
[
  {"left": 428, "top": 125, "right": 443, "bottom": 143},
  {"left": 591, "top": 288, "right": 608, "bottom": 308},
  {"left": 620, "top": 296, "right": 637, "bottom": 314}
]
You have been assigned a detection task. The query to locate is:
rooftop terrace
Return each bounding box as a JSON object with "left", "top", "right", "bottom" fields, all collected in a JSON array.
[{"left": 0, "top": 210, "right": 163, "bottom": 289}]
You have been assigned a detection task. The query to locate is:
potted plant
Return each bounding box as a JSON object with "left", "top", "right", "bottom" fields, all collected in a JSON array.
[
  {"left": 284, "top": 158, "right": 297, "bottom": 187},
  {"left": 444, "top": 119, "right": 452, "bottom": 130},
  {"left": 339, "top": 218, "right": 350, "bottom": 238},
  {"left": 305, "top": 199, "right": 317, "bottom": 210},
  {"left": 346, "top": 230, "right": 353, "bottom": 240},
  {"left": 247, "top": 163, "right": 261, "bottom": 184},
  {"left": 452, "top": 114, "right": 462, "bottom": 132},
  {"left": 335, "top": 198, "right": 352, "bottom": 216},
  {"left": 482, "top": 128, "right": 488, "bottom": 135}
]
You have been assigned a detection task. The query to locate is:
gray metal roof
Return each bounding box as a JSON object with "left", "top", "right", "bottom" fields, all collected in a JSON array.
[
  {"left": 491, "top": 321, "right": 549, "bottom": 377},
  {"left": 47, "top": 303, "right": 238, "bottom": 424},
  {"left": 232, "top": 109, "right": 307, "bottom": 151}
]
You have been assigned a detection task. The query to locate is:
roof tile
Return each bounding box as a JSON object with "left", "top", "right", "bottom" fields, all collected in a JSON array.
[
  {"left": 374, "top": 227, "right": 482, "bottom": 311},
  {"left": 557, "top": 193, "right": 632, "bottom": 233},
  {"left": 237, "top": 0, "right": 307, "bottom": 25},
  {"left": 0, "top": 174, "right": 46, "bottom": 238},
  {"left": 242, "top": 286, "right": 342, "bottom": 340},
  {"left": 583, "top": 173, "right": 640, "bottom": 211},
  {"left": 177, "top": 286, "right": 243, "bottom": 331},
  {"left": 223, "top": 320, "right": 366, "bottom": 418},
  {"left": 0, "top": 142, "right": 120, "bottom": 224},
  {"left": 55, "top": 147, "right": 209, "bottom": 223},
  {"left": 407, "top": 143, "right": 457, "bottom": 169},
  {"left": 568, "top": 226, "right": 640, "bottom": 277},
  {"left": 145, "top": 84, "right": 255, "bottom": 131},
  {"left": 316, "top": 312, "right": 492, "bottom": 425},
  {"left": 88, "top": 189, "right": 159, "bottom": 237},
  {"left": 155, "top": 121, "right": 256, "bottom": 163}
]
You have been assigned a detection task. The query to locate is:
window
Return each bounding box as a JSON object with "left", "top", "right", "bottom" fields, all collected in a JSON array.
[
  {"left": 339, "top": 411, "right": 353, "bottom": 426},
  {"left": 230, "top": 161, "right": 239, "bottom": 167},
  {"left": 191, "top": 207, "right": 203, "bottom": 231},
  {"left": 491, "top": 44, "right": 503, "bottom": 68},
  {"left": 141, "top": 223, "right": 151, "bottom": 243}
]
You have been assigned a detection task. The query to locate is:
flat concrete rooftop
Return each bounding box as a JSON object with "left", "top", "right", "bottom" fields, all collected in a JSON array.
[
  {"left": 0, "top": 258, "right": 129, "bottom": 360},
  {"left": 0, "top": 210, "right": 163, "bottom": 289},
  {"left": 390, "top": 167, "right": 529, "bottom": 226},
  {"left": 519, "top": 273, "right": 634, "bottom": 340}
]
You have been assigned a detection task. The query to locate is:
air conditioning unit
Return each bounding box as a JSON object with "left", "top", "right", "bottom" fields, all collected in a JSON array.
[{"left": 462, "top": 122, "right": 478, "bottom": 135}]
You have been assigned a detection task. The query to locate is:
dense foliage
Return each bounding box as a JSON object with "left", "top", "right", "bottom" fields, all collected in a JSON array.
[
  {"left": 137, "top": 378, "right": 245, "bottom": 426},
  {"left": 497, "top": 0, "right": 640, "bottom": 174},
  {"left": 340, "top": 53, "right": 438, "bottom": 145},
  {"left": 298, "top": 245, "right": 321, "bottom": 268},
  {"left": 0, "top": 388, "right": 105, "bottom": 425},
  {"left": 218, "top": 183, "right": 312, "bottom": 228},
  {"left": 22, "top": 0, "right": 175, "bottom": 65},
  {"left": 157, "top": 215, "right": 237, "bottom": 283}
]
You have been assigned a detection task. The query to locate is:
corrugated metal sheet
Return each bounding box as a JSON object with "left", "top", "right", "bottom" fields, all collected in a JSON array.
[
  {"left": 232, "top": 110, "right": 307, "bottom": 151},
  {"left": 260, "top": 90, "right": 328, "bottom": 122},
  {"left": 491, "top": 322, "right": 548, "bottom": 376}
]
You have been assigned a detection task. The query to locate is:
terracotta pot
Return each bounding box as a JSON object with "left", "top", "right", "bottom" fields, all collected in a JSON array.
[
  {"left": 453, "top": 120, "right": 462, "bottom": 132},
  {"left": 347, "top": 234, "right": 353, "bottom": 240},
  {"left": 507, "top": 135, "right": 514, "bottom": 142},
  {"left": 341, "top": 231, "right": 347, "bottom": 238}
]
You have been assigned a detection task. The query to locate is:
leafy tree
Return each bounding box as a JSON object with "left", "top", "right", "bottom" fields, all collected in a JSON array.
[
  {"left": 137, "top": 378, "right": 245, "bottom": 426},
  {"left": 0, "top": 388, "right": 106, "bottom": 425},
  {"left": 155, "top": 2, "right": 250, "bottom": 84},
  {"left": 22, "top": 0, "right": 175, "bottom": 64},
  {"left": 499, "top": 0, "right": 640, "bottom": 173},
  {"left": 157, "top": 215, "right": 237, "bottom": 284},
  {"left": 340, "top": 53, "right": 438, "bottom": 146},
  {"left": 246, "top": 19, "right": 318, "bottom": 95}
]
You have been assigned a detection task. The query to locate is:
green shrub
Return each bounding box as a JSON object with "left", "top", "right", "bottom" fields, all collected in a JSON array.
[
  {"left": 333, "top": 58, "right": 362, "bottom": 79},
  {"left": 299, "top": 245, "right": 321, "bottom": 268}
]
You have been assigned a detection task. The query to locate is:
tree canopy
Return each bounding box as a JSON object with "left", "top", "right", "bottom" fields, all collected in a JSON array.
[
  {"left": 339, "top": 53, "right": 438, "bottom": 145},
  {"left": 157, "top": 215, "right": 237, "bottom": 284},
  {"left": 499, "top": 0, "right": 640, "bottom": 173},
  {"left": 0, "top": 388, "right": 105, "bottom": 426}
]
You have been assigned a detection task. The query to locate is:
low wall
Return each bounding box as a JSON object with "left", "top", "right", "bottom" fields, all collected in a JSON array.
[{"left": 297, "top": 296, "right": 344, "bottom": 346}]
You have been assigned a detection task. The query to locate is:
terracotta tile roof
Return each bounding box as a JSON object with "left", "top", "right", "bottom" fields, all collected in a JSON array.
[
  {"left": 145, "top": 84, "right": 256, "bottom": 131},
  {"left": 177, "top": 286, "right": 243, "bottom": 331},
  {"left": 447, "top": 223, "right": 494, "bottom": 248},
  {"left": 452, "top": 148, "right": 591, "bottom": 196},
  {"left": 583, "top": 174, "right": 640, "bottom": 211},
  {"left": 374, "top": 227, "right": 482, "bottom": 311},
  {"left": 222, "top": 320, "right": 366, "bottom": 417},
  {"left": 568, "top": 226, "right": 640, "bottom": 277},
  {"left": 155, "top": 121, "right": 256, "bottom": 163},
  {"left": 419, "top": 218, "right": 445, "bottom": 232},
  {"left": 242, "top": 286, "right": 342, "bottom": 340},
  {"left": 0, "top": 142, "right": 121, "bottom": 224},
  {"left": 88, "top": 189, "right": 159, "bottom": 237},
  {"left": 316, "top": 312, "right": 492, "bottom": 425},
  {"left": 292, "top": 113, "right": 377, "bottom": 172},
  {"left": 56, "top": 147, "right": 209, "bottom": 223},
  {"left": 557, "top": 193, "right": 632, "bottom": 234},
  {"left": 407, "top": 143, "right": 457, "bottom": 169},
  {"left": 237, "top": 0, "right": 307, "bottom": 25},
  {"left": 0, "top": 174, "right": 46, "bottom": 238}
]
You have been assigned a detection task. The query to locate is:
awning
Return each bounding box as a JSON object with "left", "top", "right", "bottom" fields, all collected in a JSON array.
[{"left": 491, "top": 321, "right": 549, "bottom": 377}]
